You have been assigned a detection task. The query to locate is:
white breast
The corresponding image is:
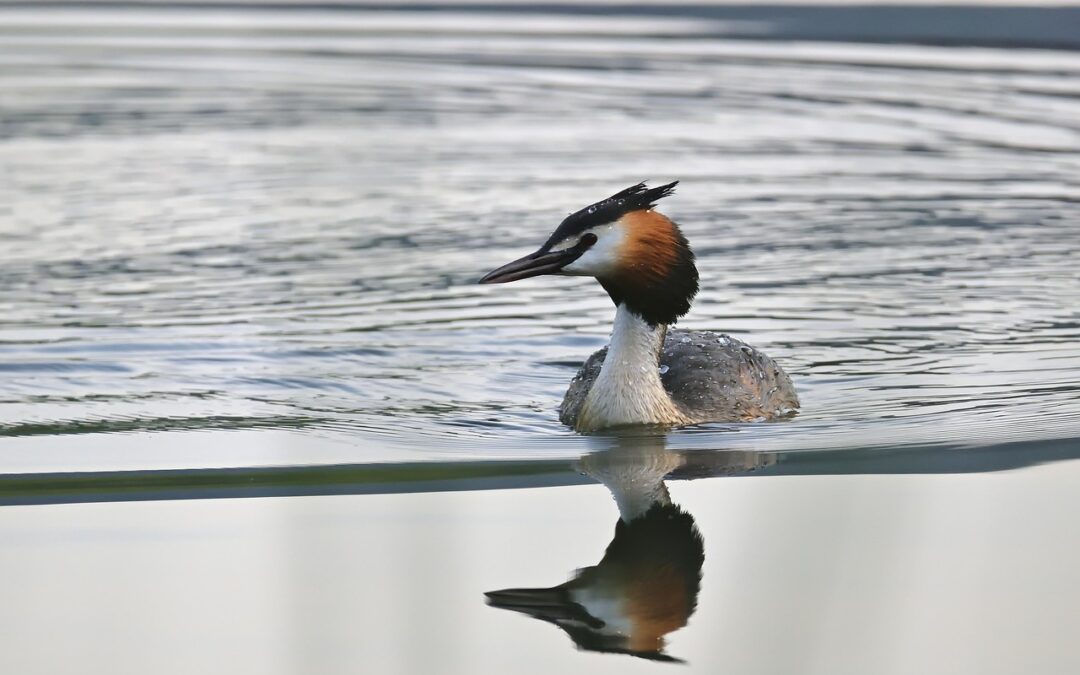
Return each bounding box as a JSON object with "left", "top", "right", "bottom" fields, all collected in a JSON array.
[{"left": 576, "top": 305, "right": 689, "bottom": 431}]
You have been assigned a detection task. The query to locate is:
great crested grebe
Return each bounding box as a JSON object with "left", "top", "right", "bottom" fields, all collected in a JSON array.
[{"left": 479, "top": 181, "right": 799, "bottom": 432}]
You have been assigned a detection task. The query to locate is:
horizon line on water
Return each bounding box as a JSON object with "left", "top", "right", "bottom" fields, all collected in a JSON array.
[{"left": 3, "top": 435, "right": 1078, "bottom": 507}]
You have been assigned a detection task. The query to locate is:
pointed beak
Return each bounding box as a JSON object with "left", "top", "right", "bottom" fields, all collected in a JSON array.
[{"left": 478, "top": 246, "right": 582, "bottom": 284}]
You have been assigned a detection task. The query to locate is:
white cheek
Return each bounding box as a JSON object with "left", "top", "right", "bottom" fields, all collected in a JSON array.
[{"left": 561, "top": 225, "right": 625, "bottom": 276}]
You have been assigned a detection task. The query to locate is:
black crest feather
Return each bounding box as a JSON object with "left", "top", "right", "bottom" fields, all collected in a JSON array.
[{"left": 542, "top": 181, "right": 679, "bottom": 251}]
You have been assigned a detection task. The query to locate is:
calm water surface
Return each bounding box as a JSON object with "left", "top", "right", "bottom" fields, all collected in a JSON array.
[{"left": 2, "top": 2, "right": 1080, "bottom": 673}]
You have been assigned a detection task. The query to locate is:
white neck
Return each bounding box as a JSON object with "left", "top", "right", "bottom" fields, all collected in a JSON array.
[{"left": 576, "top": 304, "right": 688, "bottom": 431}]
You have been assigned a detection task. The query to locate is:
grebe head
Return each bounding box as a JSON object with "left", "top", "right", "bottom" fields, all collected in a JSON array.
[{"left": 479, "top": 181, "right": 699, "bottom": 326}]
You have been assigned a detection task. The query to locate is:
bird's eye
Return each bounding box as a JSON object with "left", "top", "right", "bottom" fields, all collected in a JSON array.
[{"left": 580, "top": 233, "right": 598, "bottom": 247}]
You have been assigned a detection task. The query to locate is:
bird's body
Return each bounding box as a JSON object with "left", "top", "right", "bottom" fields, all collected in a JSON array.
[
  {"left": 560, "top": 323, "right": 799, "bottom": 430},
  {"left": 480, "top": 181, "right": 799, "bottom": 432}
]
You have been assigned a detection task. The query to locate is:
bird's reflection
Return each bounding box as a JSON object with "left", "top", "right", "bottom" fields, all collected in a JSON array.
[{"left": 486, "top": 436, "right": 714, "bottom": 662}]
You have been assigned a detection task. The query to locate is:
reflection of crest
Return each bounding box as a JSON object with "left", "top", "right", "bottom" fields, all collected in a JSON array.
[{"left": 486, "top": 436, "right": 705, "bottom": 662}]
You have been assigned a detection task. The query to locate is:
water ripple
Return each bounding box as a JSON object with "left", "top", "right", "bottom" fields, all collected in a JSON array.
[{"left": 1, "top": 4, "right": 1079, "bottom": 466}]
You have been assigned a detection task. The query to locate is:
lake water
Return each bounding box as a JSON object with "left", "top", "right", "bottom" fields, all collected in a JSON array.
[{"left": 1, "top": 2, "right": 1080, "bottom": 673}]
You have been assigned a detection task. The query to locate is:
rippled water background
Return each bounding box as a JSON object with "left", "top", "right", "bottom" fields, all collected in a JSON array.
[{"left": 2, "top": 1, "right": 1080, "bottom": 471}]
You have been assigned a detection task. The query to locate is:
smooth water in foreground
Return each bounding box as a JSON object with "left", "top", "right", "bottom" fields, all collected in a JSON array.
[{"left": 1, "top": 2, "right": 1080, "bottom": 673}]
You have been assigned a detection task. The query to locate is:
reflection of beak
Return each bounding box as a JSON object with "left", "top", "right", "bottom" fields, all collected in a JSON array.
[
  {"left": 478, "top": 245, "right": 585, "bottom": 284},
  {"left": 484, "top": 587, "right": 604, "bottom": 627}
]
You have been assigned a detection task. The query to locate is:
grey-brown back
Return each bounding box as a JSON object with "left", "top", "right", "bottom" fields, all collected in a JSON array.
[{"left": 559, "top": 330, "right": 799, "bottom": 428}]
